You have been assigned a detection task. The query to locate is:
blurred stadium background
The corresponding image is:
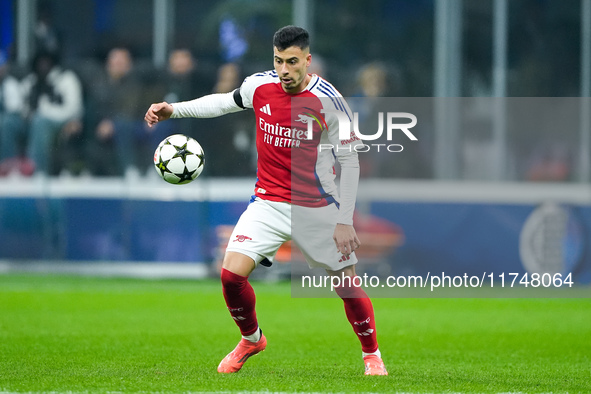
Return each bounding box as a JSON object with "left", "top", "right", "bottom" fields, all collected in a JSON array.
[{"left": 0, "top": 0, "right": 590, "bottom": 285}]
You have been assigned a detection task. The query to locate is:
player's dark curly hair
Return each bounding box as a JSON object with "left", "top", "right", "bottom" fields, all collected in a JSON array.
[{"left": 273, "top": 26, "right": 309, "bottom": 51}]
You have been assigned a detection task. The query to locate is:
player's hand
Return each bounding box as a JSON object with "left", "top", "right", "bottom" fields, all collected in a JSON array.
[
  {"left": 145, "top": 102, "right": 173, "bottom": 127},
  {"left": 333, "top": 223, "right": 361, "bottom": 256}
]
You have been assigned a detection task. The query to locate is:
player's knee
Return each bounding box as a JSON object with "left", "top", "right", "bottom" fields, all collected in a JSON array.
[
  {"left": 222, "top": 251, "right": 256, "bottom": 277},
  {"left": 221, "top": 267, "right": 247, "bottom": 294}
]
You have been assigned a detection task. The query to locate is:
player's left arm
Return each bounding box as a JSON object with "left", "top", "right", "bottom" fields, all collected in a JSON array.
[
  {"left": 323, "top": 96, "right": 362, "bottom": 256},
  {"left": 333, "top": 150, "right": 361, "bottom": 256}
]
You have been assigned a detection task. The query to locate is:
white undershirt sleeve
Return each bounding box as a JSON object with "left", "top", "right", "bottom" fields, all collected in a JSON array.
[
  {"left": 170, "top": 91, "right": 244, "bottom": 119},
  {"left": 336, "top": 152, "right": 360, "bottom": 225}
]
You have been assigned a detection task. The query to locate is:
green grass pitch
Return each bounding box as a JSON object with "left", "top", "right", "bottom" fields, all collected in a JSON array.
[{"left": 0, "top": 274, "right": 590, "bottom": 393}]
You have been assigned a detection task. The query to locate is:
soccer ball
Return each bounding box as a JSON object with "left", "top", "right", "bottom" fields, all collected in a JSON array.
[{"left": 153, "top": 134, "right": 205, "bottom": 184}]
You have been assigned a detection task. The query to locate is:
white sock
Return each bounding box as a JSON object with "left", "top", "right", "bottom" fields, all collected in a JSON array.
[
  {"left": 242, "top": 327, "right": 261, "bottom": 343},
  {"left": 362, "top": 349, "right": 382, "bottom": 359}
]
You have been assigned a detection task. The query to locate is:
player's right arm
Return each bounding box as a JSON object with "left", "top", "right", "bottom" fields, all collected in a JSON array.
[
  {"left": 144, "top": 72, "right": 273, "bottom": 127},
  {"left": 144, "top": 90, "right": 245, "bottom": 127}
]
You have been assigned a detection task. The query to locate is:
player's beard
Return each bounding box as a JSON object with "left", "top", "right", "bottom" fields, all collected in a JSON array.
[{"left": 281, "top": 75, "right": 303, "bottom": 93}]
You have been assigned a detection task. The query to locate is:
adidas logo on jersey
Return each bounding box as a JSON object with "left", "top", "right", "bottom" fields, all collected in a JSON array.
[{"left": 259, "top": 103, "right": 271, "bottom": 115}]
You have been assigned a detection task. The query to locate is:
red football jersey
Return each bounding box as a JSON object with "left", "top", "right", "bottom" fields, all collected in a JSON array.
[{"left": 237, "top": 70, "right": 360, "bottom": 207}]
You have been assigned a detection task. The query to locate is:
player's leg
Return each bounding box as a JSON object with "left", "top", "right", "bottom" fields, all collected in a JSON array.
[
  {"left": 220, "top": 251, "right": 258, "bottom": 337},
  {"left": 292, "top": 204, "right": 387, "bottom": 375},
  {"left": 217, "top": 199, "right": 290, "bottom": 373},
  {"left": 327, "top": 264, "right": 388, "bottom": 376},
  {"left": 218, "top": 251, "right": 267, "bottom": 373}
]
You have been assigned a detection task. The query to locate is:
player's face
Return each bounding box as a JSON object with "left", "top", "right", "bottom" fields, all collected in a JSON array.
[{"left": 274, "top": 46, "right": 312, "bottom": 93}]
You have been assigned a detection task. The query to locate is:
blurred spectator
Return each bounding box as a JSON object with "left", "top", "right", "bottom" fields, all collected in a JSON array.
[
  {"left": 202, "top": 62, "right": 254, "bottom": 176},
  {"left": 212, "top": 62, "right": 241, "bottom": 93},
  {"left": 20, "top": 50, "right": 83, "bottom": 175},
  {"left": 162, "top": 49, "right": 205, "bottom": 103},
  {"left": 308, "top": 54, "right": 327, "bottom": 78},
  {"left": 352, "top": 62, "right": 391, "bottom": 177},
  {"left": 352, "top": 61, "right": 428, "bottom": 179},
  {"left": 86, "top": 47, "right": 143, "bottom": 176},
  {"left": 355, "top": 62, "right": 390, "bottom": 98},
  {"left": 353, "top": 62, "right": 393, "bottom": 130},
  {"left": 145, "top": 49, "right": 213, "bottom": 161},
  {"left": 0, "top": 50, "right": 27, "bottom": 169},
  {"left": 34, "top": 1, "right": 61, "bottom": 55},
  {"left": 219, "top": 17, "right": 249, "bottom": 63}
]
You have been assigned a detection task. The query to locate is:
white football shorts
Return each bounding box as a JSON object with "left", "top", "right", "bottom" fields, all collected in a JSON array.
[{"left": 226, "top": 197, "right": 357, "bottom": 271}]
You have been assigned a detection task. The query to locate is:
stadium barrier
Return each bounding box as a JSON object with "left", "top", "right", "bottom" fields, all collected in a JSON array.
[{"left": 0, "top": 176, "right": 589, "bottom": 283}]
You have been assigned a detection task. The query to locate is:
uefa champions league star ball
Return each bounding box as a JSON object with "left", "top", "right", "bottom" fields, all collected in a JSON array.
[{"left": 153, "top": 134, "right": 205, "bottom": 184}]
